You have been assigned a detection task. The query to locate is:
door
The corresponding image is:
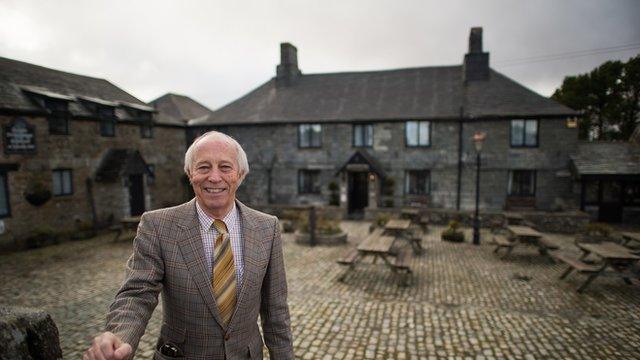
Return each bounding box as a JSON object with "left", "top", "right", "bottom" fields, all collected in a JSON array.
[
  {"left": 599, "top": 180, "right": 622, "bottom": 222},
  {"left": 128, "top": 174, "right": 145, "bottom": 216},
  {"left": 348, "top": 172, "right": 368, "bottom": 216}
]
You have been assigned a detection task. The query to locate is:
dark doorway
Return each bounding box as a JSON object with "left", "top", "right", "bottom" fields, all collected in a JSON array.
[
  {"left": 348, "top": 172, "right": 368, "bottom": 216},
  {"left": 128, "top": 174, "right": 145, "bottom": 216},
  {"left": 599, "top": 180, "right": 623, "bottom": 222}
]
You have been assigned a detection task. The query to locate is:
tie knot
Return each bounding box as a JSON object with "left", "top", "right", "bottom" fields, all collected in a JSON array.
[{"left": 213, "top": 219, "right": 228, "bottom": 235}]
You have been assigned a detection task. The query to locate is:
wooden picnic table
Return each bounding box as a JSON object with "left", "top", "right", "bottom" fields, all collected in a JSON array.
[
  {"left": 504, "top": 212, "right": 524, "bottom": 225},
  {"left": 621, "top": 232, "right": 640, "bottom": 248},
  {"left": 337, "top": 228, "right": 412, "bottom": 286},
  {"left": 400, "top": 208, "right": 421, "bottom": 223},
  {"left": 384, "top": 219, "right": 424, "bottom": 255},
  {"left": 565, "top": 241, "right": 640, "bottom": 292},
  {"left": 498, "top": 225, "right": 557, "bottom": 258},
  {"left": 113, "top": 216, "right": 141, "bottom": 241}
]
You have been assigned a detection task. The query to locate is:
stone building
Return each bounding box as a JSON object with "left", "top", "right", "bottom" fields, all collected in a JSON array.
[
  {"left": 0, "top": 57, "right": 188, "bottom": 250},
  {"left": 190, "top": 27, "right": 580, "bottom": 218}
]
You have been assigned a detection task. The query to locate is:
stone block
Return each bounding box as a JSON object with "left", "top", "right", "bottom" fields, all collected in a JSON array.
[{"left": 0, "top": 306, "right": 62, "bottom": 359}]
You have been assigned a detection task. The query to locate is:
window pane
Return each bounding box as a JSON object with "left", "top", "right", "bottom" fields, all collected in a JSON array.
[
  {"left": 406, "top": 170, "right": 430, "bottom": 195},
  {"left": 511, "top": 120, "right": 524, "bottom": 146},
  {"left": 525, "top": 120, "right": 538, "bottom": 146},
  {"left": 63, "top": 171, "right": 72, "bottom": 194},
  {"left": 509, "top": 170, "right": 535, "bottom": 196},
  {"left": 52, "top": 172, "right": 62, "bottom": 195},
  {"left": 299, "top": 125, "right": 309, "bottom": 147},
  {"left": 418, "top": 121, "right": 430, "bottom": 145},
  {"left": 311, "top": 124, "right": 321, "bottom": 147},
  {"left": 406, "top": 121, "right": 418, "bottom": 146},
  {"left": 354, "top": 125, "right": 363, "bottom": 146},
  {"left": 365, "top": 124, "right": 373, "bottom": 146},
  {"left": 0, "top": 175, "right": 7, "bottom": 215}
]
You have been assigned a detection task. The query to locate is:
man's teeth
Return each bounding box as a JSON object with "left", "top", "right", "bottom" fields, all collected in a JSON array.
[{"left": 205, "top": 188, "right": 225, "bottom": 193}]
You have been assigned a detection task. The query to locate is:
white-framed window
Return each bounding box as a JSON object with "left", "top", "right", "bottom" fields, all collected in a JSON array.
[
  {"left": 406, "top": 121, "right": 430, "bottom": 147},
  {"left": 405, "top": 170, "right": 431, "bottom": 195},
  {"left": 298, "top": 124, "right": 322, "bottom": 148},
  {"left": 508, "top": 170, "right": 536, "bottom": 196},
  {"left": 52, "top": 169, "right": 73, "bottom": 196},
  {"left": 298, "top": 170, "right": 321, "bottom": 194},
  {"left": 510, "top": 119, "right": 538, "bottom": 147},
  {"left": 353, "top": 123, "right": 373, "bottom": 147}
]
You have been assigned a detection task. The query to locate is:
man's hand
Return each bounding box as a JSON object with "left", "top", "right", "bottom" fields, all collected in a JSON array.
[{"left": 83, "top": 332, "right": 132, "bottom": 360}]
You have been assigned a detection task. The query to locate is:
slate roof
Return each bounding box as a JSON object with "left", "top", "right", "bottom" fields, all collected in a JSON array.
[
  {"left": 570, "top": 142, "right": 640, "bottom": 177},
  {"left": 0, "top": 56, "right": 172, "bottom": 124},
  {"left": 95, "top": 149, "right": 151, "bottom": 182},
  {"left": 191, "top": 66, "right": 576, "bottom": 126},
  {"left": 150, "top": 93, "right": 212, "bottom": 125}
]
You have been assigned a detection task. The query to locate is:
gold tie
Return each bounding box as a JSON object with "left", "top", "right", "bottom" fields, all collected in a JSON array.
[{"left": 212, "top": 219, "right": 236, "bottom": 325}]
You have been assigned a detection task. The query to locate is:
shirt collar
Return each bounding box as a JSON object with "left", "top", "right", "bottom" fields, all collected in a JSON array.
[{"left": 195, "top": 200, "right": 238, "bottom": 231}]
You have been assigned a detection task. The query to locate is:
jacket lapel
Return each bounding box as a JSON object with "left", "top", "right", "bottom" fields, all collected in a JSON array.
[
  {"left": 175, "top": 199, "right": 225, "bottom": 328},
  {"left": 230, "top": 201, "right": 265, "bottom": 326}
]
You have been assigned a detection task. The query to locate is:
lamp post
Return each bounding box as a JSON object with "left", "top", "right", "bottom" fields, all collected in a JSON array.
[{"left": 472, "top": 132, "right": 486, "bottom": 245}]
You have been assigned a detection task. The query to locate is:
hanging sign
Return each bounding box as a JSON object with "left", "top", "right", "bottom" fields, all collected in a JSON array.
[{"left": 4, "top": 118, "right": 36, "bottom": 154}]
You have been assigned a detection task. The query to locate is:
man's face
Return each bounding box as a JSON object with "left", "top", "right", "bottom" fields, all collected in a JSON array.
[{"left": 188, "top": 137, "right": 243, "bottom": 219}]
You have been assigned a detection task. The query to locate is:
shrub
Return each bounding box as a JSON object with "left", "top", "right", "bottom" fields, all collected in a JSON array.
[
  {"left": 441, "top": 220, "right": 464, "bottom": 242},
  {"left": 585, "top": 222, "right": 612, "bottom": 237}
]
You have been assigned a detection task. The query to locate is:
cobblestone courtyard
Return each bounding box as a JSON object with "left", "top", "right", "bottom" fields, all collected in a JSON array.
[{"left": 1, "top": 222, "right": 639, "bottom": 359}]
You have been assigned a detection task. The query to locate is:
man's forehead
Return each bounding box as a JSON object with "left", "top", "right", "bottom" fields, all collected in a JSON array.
[{"left": 193, "top": 138, "right": 238, "bottom": 161}]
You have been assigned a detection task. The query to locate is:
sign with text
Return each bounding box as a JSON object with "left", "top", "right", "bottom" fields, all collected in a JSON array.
[{"left": 4, "top": 118, "right": 36, "bottom": 154}]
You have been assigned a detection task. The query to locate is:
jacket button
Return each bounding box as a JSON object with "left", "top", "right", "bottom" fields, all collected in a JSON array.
[{"left": 224, "top": 333, "right": 230, "bottom": 341}]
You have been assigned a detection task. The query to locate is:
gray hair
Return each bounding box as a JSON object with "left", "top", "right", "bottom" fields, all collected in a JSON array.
[{"left": 184, "top": 131, "right": 250, "bottom": 184}]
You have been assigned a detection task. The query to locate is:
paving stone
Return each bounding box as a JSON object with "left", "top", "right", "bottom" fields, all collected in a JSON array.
[{"left": 1, "top": 223, "right": 639, "bottom": 359}]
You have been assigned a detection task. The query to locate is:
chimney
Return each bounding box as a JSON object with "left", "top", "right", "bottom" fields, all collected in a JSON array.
[
  {"left": 276, "top": 43, "right": 301, "bottom": 87},
  {"left": 463, "top": 27, "right": 490, "bottom": 82}
]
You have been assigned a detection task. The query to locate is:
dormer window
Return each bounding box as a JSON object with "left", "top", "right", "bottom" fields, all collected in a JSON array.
[
  {"left": 99, "top": 106, "right": 116, "bottom": 137},
  {"left": 45, "top": 98, "right": 70, "bottom": 135}
]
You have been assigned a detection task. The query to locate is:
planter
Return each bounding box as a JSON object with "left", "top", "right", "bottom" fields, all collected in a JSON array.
[
  {"left": 441, "top": 230, "right": 465, "bottom": 243},
  {"left": 295, "top": 231, "right": 348, "bottom": 246}
]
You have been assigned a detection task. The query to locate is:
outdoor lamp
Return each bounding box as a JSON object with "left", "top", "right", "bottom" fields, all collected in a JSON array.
[{"left": 472, "top": 131, "right": 486, "bottom": 245}]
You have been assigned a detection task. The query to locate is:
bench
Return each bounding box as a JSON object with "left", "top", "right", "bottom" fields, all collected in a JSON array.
[
  {"left": 336, "top": 248, "right": 360, "bottom": 282},
  {"left": 552, "top": 252, "right": 606, "bottom": 292},
  {"left": 392, "top": 249, "right": 412, "bottom": 286},
  {"left": 408, "top": 225, "right": 425, "bottom": 255},
  {"left": 493, "top": 235, "right": 515, "bottom": 256},
  {"left": 337, "top": 248, "right": 359, "bottom": 266}
]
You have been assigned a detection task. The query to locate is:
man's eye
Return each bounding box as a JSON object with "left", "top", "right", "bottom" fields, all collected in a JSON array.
[{"left": 197, "top": 166, "right": 210, "bottom": 173}]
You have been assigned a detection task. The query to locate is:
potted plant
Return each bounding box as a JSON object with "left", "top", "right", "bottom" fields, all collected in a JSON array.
[
  {"left": 441, "top": 220, "right": 465, "bottom": 242},
  {"left": 328, "top": 181, "right": 340, "bottom": 206},
  {"left": 24, "top": 176, "right": 52, "bottom": 207}
]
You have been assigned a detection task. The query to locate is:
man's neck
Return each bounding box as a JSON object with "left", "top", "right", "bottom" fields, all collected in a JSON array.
[{"left": 195, "top": 198, "right": 235, "bottom": 220}]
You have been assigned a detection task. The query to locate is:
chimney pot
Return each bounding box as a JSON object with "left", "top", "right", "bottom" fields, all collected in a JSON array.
[
  {"left": 276, "top": 43, "right": 301, "bottom": 86},
  {"left": 463, "top": 27, "right": 490, "bottom": 82}
]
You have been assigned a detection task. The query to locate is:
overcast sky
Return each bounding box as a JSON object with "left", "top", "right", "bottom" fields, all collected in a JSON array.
[{"left": 1, "top": 0, "right": 639, "bottom": 110}]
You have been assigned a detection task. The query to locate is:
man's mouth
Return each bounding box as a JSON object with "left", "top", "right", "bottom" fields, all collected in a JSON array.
[{"left": 204, "top": 187, "right": 226, "bottom": 194}]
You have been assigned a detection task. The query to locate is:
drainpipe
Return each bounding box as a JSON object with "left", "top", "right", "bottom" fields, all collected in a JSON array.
[
  {"left": 86, "top": 178, "right": 98, "bottom": 230},
  {"left": 456, "top": 106, "right": 464, "bottom": 210}
]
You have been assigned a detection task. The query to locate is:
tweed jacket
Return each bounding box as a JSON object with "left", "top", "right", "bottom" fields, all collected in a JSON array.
[{"left": 105, "top": 199, "right": 294, "bottom": 359}]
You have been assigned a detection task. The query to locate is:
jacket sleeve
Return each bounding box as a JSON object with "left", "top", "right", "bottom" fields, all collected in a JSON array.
[
  {"left": 105, "top": 213, "right": 164, "bottom": 354},
  {"left": 260, "top": 217, "right": 295, "bottom": 359}
]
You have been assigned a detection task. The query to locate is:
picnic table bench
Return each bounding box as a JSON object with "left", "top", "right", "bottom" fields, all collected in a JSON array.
[
  {"left": 384, "top": 219, "right": 424, "bottom": 255},
  {"left": 494, "top": 226, "right": 557, "bottom": 260},
  {"left": 555, "top": 242, "right": 640, "bottom": 293},
  {"left": 621, "top": 232, "right": 640, "bottom": 249},
  {"left": 336, "top": 228, "right": 412, "bottom": 286},
  {"left": 112, "top": 216, "right": 141, "bottom": 241}
]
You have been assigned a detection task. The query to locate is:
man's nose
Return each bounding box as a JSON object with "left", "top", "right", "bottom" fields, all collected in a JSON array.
[{"left": 206, "top": 169, "right": 223, "bottom": 182}]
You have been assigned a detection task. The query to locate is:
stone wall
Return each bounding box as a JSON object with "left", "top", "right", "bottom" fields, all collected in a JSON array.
[
  {"left": 219, "top": 117, "right": 579, "bottom": 214},
  {"left": 0, "top": 115, "right": 187, "bottom": 250}
]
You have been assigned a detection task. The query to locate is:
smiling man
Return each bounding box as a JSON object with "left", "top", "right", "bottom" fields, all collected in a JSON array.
[{"left": 84, "top": 131, "right": 294, "bottom": 360}]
